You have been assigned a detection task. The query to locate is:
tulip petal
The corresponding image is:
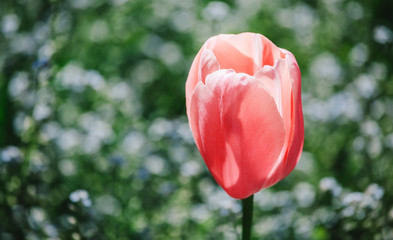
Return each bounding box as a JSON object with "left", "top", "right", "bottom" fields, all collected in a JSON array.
[
  {"left": 281, "top": 50, "right": 304, "bottom": 177},
  {"left": 189, "top": 70, "right": 286, "bottom": 199},
  {"left": 186, "top": 47, "right": 220, "bottom": 118},
  {"left": 198, "top": 48, "right": 220, "bottom": 84},
  {"left": 205, "top": 33, "right": 258, "bottom": 76},
  {"left": 205, "top": 33, "right": 283, "bottom": 76},
  {"left": 260, "top": 37, "right": 285, "bottom": 67},
  {"left": 252, "top": 60, "right": 293, "bottom": 187}
]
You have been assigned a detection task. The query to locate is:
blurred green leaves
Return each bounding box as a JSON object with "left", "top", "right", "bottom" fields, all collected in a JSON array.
[{"left": 1, "top": 0, "right": 393, "bottom": 239}]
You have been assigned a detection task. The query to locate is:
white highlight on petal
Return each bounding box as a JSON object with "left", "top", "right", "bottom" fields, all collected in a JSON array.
[
  {"left": 198, "top": 48, "right": 220, "bottom": 83},
  {"left": 253, "top": 33, "right": 263, "bottom": 74},
  {"left": 222, "top": 142, "right": 239, "bottom": 188}
]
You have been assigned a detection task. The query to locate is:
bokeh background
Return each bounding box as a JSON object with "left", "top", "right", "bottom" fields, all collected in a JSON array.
[{"left": 1, "top": 0, "right": 393, "bottom": 239}]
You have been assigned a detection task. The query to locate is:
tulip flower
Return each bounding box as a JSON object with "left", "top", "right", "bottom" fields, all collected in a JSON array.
[{"left": 186, "top": 33, "right": 304, "bottom": 200}]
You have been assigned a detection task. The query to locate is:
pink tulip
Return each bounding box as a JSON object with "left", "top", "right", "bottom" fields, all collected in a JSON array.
[{"left": 185, "top": 33, "right": 304, "bottom": 199}]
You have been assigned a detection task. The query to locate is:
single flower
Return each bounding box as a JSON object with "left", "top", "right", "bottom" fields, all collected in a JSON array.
[{"left": 186, "top": 32, "right": 304, "bottom": 199}]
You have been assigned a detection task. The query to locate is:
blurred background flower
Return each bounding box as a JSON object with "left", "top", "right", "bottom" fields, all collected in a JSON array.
[{"left": 0, "top": 0, "right": 392, "bottom": 239}]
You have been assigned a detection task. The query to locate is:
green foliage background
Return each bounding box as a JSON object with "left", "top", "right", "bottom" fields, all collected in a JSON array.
[{"left": 1, "top": 0, "right": 393, "bottom": 239}]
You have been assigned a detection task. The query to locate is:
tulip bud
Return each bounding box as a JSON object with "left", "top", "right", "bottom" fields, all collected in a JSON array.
[{"left": 186, "top": 33, "right": 304, "bottom": 199}]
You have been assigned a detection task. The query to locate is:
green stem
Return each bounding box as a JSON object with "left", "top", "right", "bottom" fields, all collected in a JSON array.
[{"left": 242, "top": 194, "right": 254, "bottom": 240}]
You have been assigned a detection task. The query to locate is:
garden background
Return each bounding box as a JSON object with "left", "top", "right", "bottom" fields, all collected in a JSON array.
[{"left": 1, "top": 0, "right": 393, "bottom": 239}]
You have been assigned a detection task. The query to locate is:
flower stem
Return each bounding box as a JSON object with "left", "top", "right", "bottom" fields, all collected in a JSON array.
[{"left": 242, "top": 194, "right": 254, "bottom": 240}]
